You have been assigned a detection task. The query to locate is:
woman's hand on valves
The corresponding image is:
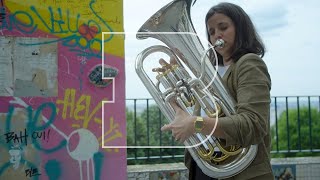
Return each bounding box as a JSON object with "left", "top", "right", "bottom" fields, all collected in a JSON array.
[
  {"left": 161, "top": 99, "right": 196, "bottom": 143},
  {"left": 152, "top": 56, "right": 178, "bottom": 73}
]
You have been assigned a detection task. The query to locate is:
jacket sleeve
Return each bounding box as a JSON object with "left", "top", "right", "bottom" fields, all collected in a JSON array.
[{"left": 218, "top": 54, "right": 271, "bottom": 147}]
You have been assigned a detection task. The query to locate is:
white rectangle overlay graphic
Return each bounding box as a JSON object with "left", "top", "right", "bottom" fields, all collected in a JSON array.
[{"left": 101, "top": 32, "right": 215, "bottom": 149}]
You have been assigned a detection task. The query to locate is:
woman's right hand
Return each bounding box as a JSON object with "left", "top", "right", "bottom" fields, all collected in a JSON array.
[
  {"left": 161, "top": 99, "right": 196, "bottom": 143},
  {"left": 152, "top": 57, "right": 177, "bottom": 73}
]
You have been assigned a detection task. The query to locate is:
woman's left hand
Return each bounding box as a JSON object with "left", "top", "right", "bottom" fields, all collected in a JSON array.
[{"left": 161, "top": 101, "right": 196, "bottom": 143}]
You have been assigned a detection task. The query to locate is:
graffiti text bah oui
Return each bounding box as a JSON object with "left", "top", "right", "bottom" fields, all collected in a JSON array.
[{"left": 4, "top": 128, "right": 51, "bottom": 146}]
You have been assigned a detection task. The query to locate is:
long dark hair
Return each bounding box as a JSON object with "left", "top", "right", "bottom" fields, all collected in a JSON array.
[{"left": 205, "top": 2, "right": 265, "bottom": 65}]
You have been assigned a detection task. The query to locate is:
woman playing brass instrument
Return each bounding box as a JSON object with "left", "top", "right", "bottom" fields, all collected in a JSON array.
[{"left": 161, "top": 2, "right": 273, "bottom": 180}]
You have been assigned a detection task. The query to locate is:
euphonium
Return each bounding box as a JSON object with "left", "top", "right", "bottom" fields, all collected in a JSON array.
[{"left": 135, "top": 0, "right": 258, "bottom": 178}]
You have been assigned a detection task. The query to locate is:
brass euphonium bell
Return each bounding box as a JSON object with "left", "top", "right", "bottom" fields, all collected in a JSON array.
[{"left": 135, "top": 0, "right": 258, "bottom": 178}]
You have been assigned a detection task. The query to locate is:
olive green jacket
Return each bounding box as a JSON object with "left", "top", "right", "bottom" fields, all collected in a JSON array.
[{"left": 185, "top": 53, "right": 274, "bottom": 180}]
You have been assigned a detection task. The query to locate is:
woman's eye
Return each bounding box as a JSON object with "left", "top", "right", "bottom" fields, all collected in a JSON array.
[{"left": 220, "top": 26, "right": 228, "bottom": 31}]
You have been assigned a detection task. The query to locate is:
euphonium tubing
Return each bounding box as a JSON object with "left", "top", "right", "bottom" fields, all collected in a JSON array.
[{"left": 135, "top": 0, "right": 258, "bottom": 178}]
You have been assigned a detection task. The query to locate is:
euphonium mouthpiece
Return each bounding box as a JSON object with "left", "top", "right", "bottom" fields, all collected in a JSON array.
[{"left": 214, "top": 39, "right": 224, "bottom": 48}]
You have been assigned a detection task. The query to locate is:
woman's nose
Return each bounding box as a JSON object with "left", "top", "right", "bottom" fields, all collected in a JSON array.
[
  {"left": 216, "top": 35, "right": 223, "bottom": 41},
  {"left": 212, "top": 35, "right": 222, "bottom": 44}
]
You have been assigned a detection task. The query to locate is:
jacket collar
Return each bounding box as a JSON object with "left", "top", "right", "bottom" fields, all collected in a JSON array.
[{"left": 222, "top": 63, "right": 234, "bottom": 82}]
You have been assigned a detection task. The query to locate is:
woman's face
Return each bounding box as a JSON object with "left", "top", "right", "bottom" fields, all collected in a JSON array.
[{"left": 207, "top": 13, "right": 236, "bottom": 60}]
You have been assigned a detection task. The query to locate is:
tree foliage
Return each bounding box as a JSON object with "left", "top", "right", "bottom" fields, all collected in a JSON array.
[
  {"left": 127, "top": 104, "right": 320, "bottom": 163},
  {"left": 126, "top": 105, "right": 185, "bottom": 165},
  {"left": 271, "top": 107, "right": 320, "bottom": 157}
]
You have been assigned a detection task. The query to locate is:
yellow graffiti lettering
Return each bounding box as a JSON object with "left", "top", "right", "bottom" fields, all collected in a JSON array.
[
  {"left": 56, "top": 88, "right": 75, "bottom": 119},
  {"left": 94, "top": 117, "right": 102, "bottom": 124},
  {"left": 74, "top": 94, "right": 90, "bottom": 121},
  {"left": 99, "top": 117, "right": 123, "bottom": 153},
  {"left": 56, "top": 88, "right": 103, "bottom": 128}
]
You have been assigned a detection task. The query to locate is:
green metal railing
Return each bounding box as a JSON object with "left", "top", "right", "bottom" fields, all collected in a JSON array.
[
  {"left": 270, "top": 96, "right": 320, "bottom": 154},
  {"left": 126, "top": 96, "right": 320, "bottom": 164}
]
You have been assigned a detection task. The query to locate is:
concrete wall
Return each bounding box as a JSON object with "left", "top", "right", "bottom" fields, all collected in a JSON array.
[
  {"left": 0, "top": 0, "right": 126, "bottom": 179},
  {"left": 271, "top": 157, "right": 320, "bottom": 180}
]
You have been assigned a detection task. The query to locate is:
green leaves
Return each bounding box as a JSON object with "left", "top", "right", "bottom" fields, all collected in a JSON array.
[
  {"left": 271, "top": 107, "right": 320, "bottom": 157},
  {"left": 126, "top": 105, "right": 184, "bottom": 164}
]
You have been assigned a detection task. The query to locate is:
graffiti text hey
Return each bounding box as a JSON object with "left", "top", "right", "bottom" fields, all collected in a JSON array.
[{"left": 56, "top": 88, "right": 103, "bottom": 128}]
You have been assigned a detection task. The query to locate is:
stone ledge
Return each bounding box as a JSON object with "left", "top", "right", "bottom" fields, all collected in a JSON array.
[
  {"left": 271, "top": 157, "right": 320, "bottom": 164},
  {"left": 128, "top": 162, "right": 187, "bottom": 173},
  {"left": 128, "top": 157, "right": 320, "bottom": 179},
  {"left": 128, "top": 157, "right": 320, "bottom": 172}
]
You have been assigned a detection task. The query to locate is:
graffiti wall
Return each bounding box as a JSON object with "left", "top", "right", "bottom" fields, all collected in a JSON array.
[{"left": 0, "top": 0, "right": 126, "bottom": 179}]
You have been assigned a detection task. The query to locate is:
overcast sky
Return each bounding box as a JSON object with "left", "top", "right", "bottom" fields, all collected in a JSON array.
[{"left": 123, "top": 0, "right": 320, "bottom": 98}]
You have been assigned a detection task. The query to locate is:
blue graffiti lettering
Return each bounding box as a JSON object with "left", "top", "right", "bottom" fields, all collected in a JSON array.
[
  {"left": 93, "top": 152, "right": 104, "bottom": 180},
  {"left": 2, "top": 103, "right": 66, "bottom": 153},
  {"left": 30, "top": 6, "right": 69, "bottom": 34},
  {"left": 12, "top": 11, "right": 38, "bottom": 34},
  {"left": 44, "top": 160, "right": 62, "bottom": 180},
  {"left": 1, "top": 0, "right": 114, "bottom": 59},
  {"left": 26, "top": 103, "right": 67, "bottom": 153},
  {"left": 67, "top": 10, "right": 80, "bottom": 33}
]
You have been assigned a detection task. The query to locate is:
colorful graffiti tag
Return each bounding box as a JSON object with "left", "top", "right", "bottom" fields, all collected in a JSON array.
[{"left": 0, "top": 0, "right": 126, "bottom": 179}]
